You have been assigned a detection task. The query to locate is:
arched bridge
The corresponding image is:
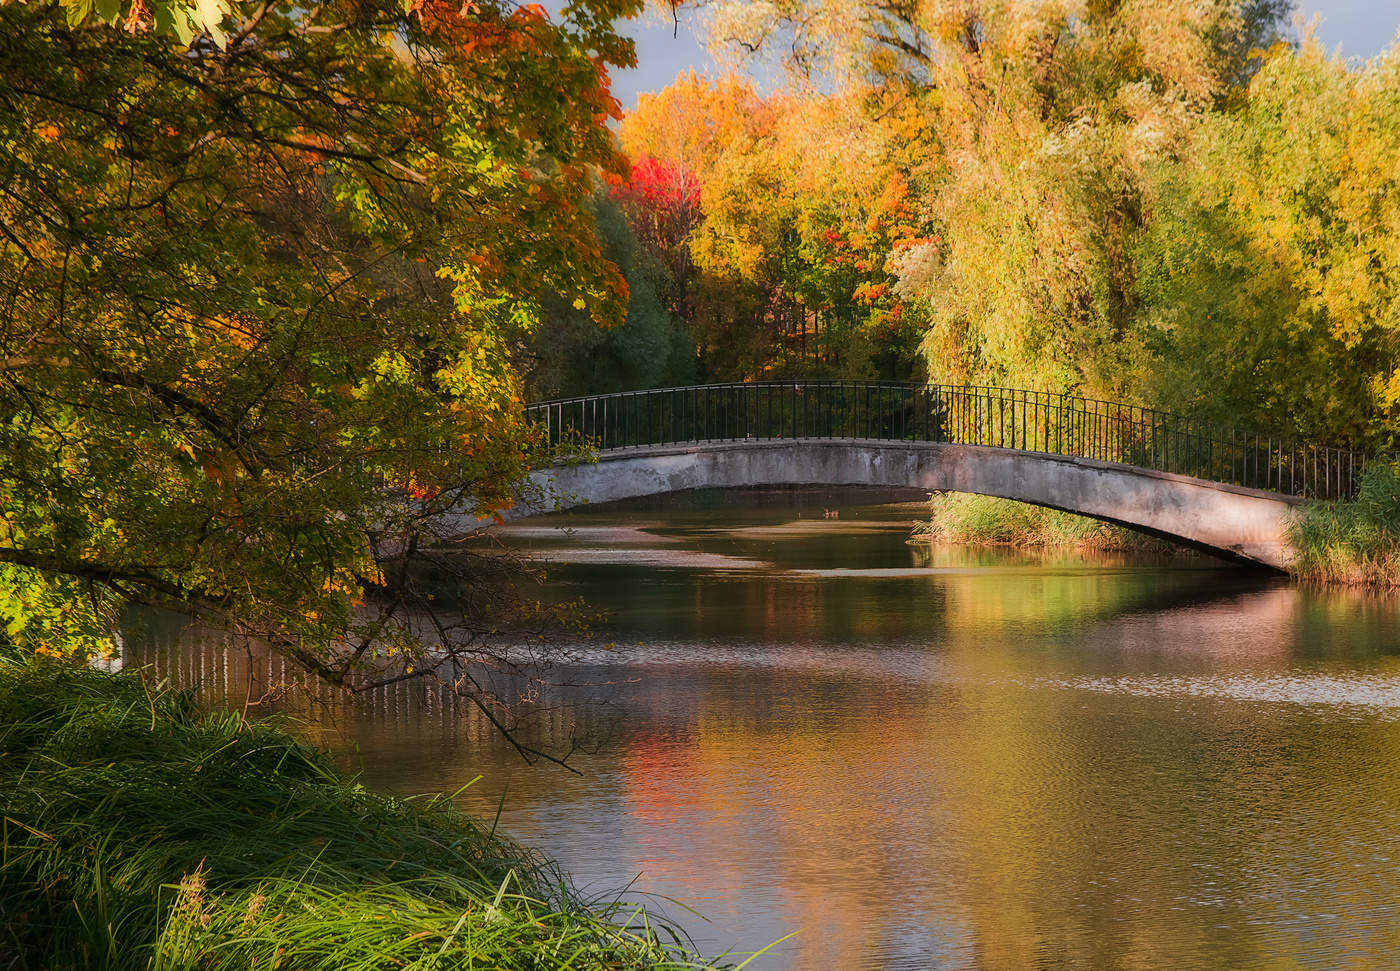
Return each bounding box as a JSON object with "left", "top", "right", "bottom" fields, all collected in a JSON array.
[{"left": 480, "top": 382, "right": 1376, "bottom": 570}]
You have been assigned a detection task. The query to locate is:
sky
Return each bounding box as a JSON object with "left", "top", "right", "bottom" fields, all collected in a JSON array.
[{"left": 606, "top": 0, "right": 1400, "bottom": 111}]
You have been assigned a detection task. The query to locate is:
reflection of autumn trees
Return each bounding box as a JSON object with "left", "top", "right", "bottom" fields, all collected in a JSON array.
[
  {"left": 602, "top": 587, "right": 1400, "bottom": 967},
  {"left": 569, "top": 563, "right": 1283, "bottom": 649},
  {"left": 611, "top": 663, "right": 956, "bottom": 968},
  {"left": 933, "top": 568, "right": 1282, "bottom": 647},
  {"left": 129, "top": 571, "right": 1400, "bottom": 966},
  {"left": 942, "top": 671, "right": 1400, "bottom": 967}
]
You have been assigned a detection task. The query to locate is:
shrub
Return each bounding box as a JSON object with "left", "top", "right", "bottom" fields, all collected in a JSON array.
[{"left": 1288, "top": 460, "right": 1400, "bottom": 587}]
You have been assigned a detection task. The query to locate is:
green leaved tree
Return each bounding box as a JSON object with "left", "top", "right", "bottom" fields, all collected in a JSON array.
[{"left": 1, "top": 0, "right": 636, "bottom": 757}]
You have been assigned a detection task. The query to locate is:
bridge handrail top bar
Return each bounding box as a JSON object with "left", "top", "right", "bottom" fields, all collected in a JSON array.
[
  {"left": 524, "top": 380, "right": 1376, "bottom": 458},
  {"left": 526, "top": 379, "right": 917, "bottom": 409}
]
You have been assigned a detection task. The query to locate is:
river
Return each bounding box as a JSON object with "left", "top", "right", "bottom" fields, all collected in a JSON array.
[{"left": 127, "top": 488, "right": 1400, "bottom": 970}]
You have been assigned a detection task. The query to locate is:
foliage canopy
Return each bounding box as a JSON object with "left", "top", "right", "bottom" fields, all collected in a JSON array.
[
  {"left": 0, "top": 0, "right": 637, "bottom": 745},
  {"left": 625, "top": 0, "right": 1399, "bottom": 461}
]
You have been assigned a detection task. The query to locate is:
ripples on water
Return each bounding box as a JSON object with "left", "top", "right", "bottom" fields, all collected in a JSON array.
[
  {"left": 1040, "top": 673, "right": 1400, "bottom": 719},
  {"left": 127, "top": 489, "right": 1400, "bottom": 971}
]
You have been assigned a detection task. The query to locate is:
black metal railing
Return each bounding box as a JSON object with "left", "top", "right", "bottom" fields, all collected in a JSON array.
[{"left": 525, "top": 381, "right": 1379, "bottom": 501}]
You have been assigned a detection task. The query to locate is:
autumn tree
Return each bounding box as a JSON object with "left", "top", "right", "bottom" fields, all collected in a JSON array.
[
  {"left": 877, "top": 1, "right": 1292, "bottom": 396},
  {"left": 1134, "top": 37, "right": 1400, "bottom": 450},
  {"left": 690, "top": 0, "right": 1287, "bottom": 95},
  {"left": 631, "top": 0, "right": 1394, "bottom": 457},
  {"left": 0, "top": 0, "right": 636, "bottom": 756},
  {"left": 657, "top": 0, "right": 1289, "bottom": 396},
  {"left": 521, "top": 193, "right": 696, "bottom": 397},
  {"left": 617, "top": 70, "right": 749, "bottom": 329},
  {"left": 619, "top": 71, "right": 934, "bottom": 379}
]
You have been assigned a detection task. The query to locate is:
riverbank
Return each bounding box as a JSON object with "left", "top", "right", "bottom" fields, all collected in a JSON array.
[
  {"left": 0, "top": 655, "right": 722, "bottom": 970},
  {"left": 1287, "top": 461, "right": 1400, "bottom": 587},
  {"left": 920, "top": 475, "right": 1399, "bottom": 586},
  {"left": 915, "top": 492, "right": 1180, "bottom": 554}
]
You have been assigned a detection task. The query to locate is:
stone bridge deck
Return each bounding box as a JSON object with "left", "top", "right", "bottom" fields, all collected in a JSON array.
[{"left": 459, "top": 438, "right": 1301, "bottom": 569}]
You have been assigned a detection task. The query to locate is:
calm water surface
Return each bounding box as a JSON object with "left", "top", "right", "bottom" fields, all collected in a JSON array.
[{"left": 130, "top": 489, "right": 1400, "bottom": 970}]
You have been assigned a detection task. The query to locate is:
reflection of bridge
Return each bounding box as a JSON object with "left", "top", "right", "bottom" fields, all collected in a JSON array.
[{"left": 483, "top": 383, "right": 1378, "bottom": 569}]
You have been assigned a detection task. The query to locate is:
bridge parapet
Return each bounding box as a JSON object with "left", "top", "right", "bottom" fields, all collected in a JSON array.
[{"left": 526, "top": 382, "right": 1378, "bottom": 501}]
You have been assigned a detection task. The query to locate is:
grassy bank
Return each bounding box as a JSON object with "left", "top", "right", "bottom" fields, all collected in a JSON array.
[
  {"left": 1288, "top": 461, "right": 1400, "bottom": 587},
  {"left": 915, "top": 492, "right": 1177, "bottom": 554},
  {"left": 0, "top": 656, "right": 725, "bottom": 970}
]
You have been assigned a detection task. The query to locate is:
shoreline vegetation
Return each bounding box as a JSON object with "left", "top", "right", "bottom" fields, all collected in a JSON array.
[
  {"left": 1287, "top": 461, "right": 1400, "bottom": 588},
  {"left": 913, "top": 493, "right": 1182, "bottom": 556},
  {"left": 0, "top": 656, "right": 729, "bottom": 971},
  {"left": 918, "top": 475, "right": 1400, "bottom": 588}
]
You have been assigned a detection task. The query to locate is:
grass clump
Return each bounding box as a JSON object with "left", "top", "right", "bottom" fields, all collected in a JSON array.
[
  {"left": 0, "top": 655, "right": 726, "bottom": 970},
  {"left": 1288, "top": 460, "right": 1400, "bottom": 587},
  {"left": 916, "top": 492, "right": 1174, "bottom": 553}
]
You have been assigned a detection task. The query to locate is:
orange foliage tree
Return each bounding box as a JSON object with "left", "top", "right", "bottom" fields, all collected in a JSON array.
[{"left": 617, "top": 71, "right": 935, "bottom": 380}]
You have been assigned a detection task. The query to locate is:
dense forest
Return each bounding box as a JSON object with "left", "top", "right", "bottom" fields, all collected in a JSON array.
[{"left": 530, "top": 1, "right": 1400, "bottom": 458}]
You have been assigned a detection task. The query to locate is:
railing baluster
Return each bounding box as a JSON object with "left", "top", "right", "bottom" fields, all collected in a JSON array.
[{"left": 522, "top": 381, "right": 1374, "bottom": 502}]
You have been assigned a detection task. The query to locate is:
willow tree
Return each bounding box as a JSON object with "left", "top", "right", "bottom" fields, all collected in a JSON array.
[
  {"left": 1134, "top": 37, "right": 1400, "bottom": 450},
  {"left": 0, "top": 0, "right": 635, "bottom": 755},
  {"left": 687, "top": 0, "right": 1285, "bottom": 91},
  {"left": 879, "top": 0, "right": 1292, "bottom": 395}
]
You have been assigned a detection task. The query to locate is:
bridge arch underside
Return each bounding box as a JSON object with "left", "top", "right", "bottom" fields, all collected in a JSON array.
[{"left": 493, "top": 440, "right": 1298, "bottom": 570}]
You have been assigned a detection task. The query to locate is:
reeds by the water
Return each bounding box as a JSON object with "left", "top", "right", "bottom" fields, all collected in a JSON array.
[
  {"left": 914, "top": 492, "right": 1175, "bottom": 552},
  {"left": 0, "top": 656, "right": 729, "bottom": 970},
  {"left": 1288, "top": 461, "right": 1400, "bottom": 587}
]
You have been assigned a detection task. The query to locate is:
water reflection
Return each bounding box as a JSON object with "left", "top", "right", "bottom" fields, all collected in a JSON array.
[{"left": 126, "top": 489, "right": 1400, "bottom": 970}]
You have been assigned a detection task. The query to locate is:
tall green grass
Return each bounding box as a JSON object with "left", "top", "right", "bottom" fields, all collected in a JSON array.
[
  {"left": 0, "top": 656, "right": 732, "bottom": 970},
  {"left": 1288, "top": 460, "right": 1400, "bottom": 587},
  {"left": 916, "top": 492, "right": 1175, "bottom": 553}
]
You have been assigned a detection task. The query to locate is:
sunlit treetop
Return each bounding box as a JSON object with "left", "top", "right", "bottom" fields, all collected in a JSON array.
[
  {"left": 38, "top": 0, "right": 642, "bottom": 50},
  {"left": 668, "top": 0, "right": 1288, "bottom": 102}
]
